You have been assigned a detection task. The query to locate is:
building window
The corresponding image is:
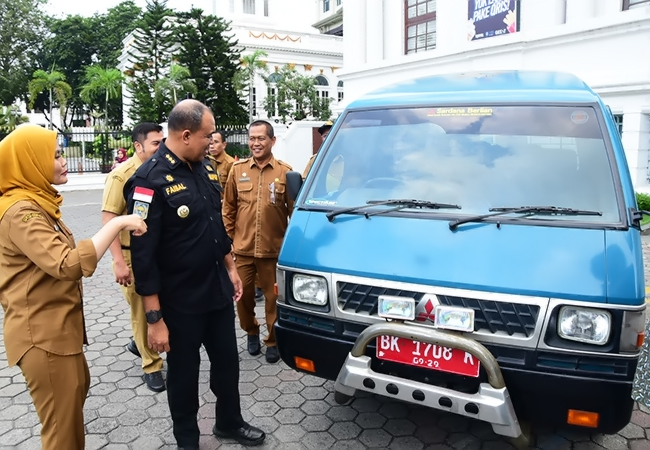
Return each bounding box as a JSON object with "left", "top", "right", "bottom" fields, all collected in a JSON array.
[
  {"left": 323, "top": 0, "right": 330, "bottom": 13},
  {"left": 264, "top": 0, "right": 269, "bottom": 16},
  {"left": 267, "top": 87, "right": 276, "bottom": 116},
  {"left": 252, "top": 87, "right": 257, "bottom": 116},
  {"left": 315, "top": 75, "right": 329, "bottom": 100},
  {"left": 337, "top": 80, "right": 344, "bottom": 102},
  {"left": 623, "top": 0, "right": 650, "bottom": 9},
  {"left": 337, "top": 0, "right": 341, "bottom": 5},
  {"left": 243, "top": 0, "right": 255, "bottom": 14},
  {"left": 405, "top": 0, "right": 437, "bottom": 54},
  {"left": 266, "top": 73, "right": 281, "bottom": 117},
  {"left": 613, "top": 114, "right": 624, "bottom": 136}
]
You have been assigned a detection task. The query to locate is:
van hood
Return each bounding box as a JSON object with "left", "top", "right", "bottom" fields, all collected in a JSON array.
[{"left": 279, "top": 211, "right": 642, "bottom": 304}]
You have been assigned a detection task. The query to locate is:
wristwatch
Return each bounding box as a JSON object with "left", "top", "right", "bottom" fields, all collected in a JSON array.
[{"left": 145, "top": 310, "right": 163, "bottom": 324}]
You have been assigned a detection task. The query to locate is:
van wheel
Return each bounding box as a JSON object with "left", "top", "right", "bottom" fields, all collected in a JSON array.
[{"left": 334, "top": 391, "right": 352, "bottom": 405}]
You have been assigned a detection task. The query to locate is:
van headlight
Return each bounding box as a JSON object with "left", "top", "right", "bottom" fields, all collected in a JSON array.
[
  {"left": 292, "top": 274, "right": 328, "bottom": 306},
  {"left": 558, "top": 306, "right": 611, "bottom": 345}
]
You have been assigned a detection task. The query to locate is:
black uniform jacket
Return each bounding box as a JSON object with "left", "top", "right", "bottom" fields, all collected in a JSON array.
[{"left": 124, "top": 142, "right": 234, "bottom": 313}]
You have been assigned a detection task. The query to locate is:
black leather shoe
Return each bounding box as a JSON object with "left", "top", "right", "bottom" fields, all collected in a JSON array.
[
  {"left": 126, "top": 339, "right": 140, "bottom": 358},
  {"left": 213, "top": 422, "right": 265, "bottom": 446},
  {"left": 265, "top": 346, "right": 280, "bottom": 363},
  {"left": 177, "top": 446, "right": 198, "bottom": 450},
  {"left": 247, "top": 335, "right": 261, "bottom": 356},
  {"left": 255, "top": 287, "right": 264, "bottom": 302},
  {"left": 144, "top": 371, "right": 166, "bottom": 392}
]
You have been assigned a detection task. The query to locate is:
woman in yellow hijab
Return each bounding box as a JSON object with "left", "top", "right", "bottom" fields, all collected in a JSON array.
[{"left": 0, "top": 125, "right": 148, "bottom": 450}]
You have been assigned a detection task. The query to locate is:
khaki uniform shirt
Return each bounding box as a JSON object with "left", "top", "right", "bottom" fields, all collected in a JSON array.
[
  {"left": 222, "top": 156, "right": 294, "bottom": 258},
  {"left": 215, "top": 152, "right": 235, "bottom": 187},
  {"left": 302, "top": 154, "right": 317, "bottom": 180},
  {"left": 0, "top": 201, "right": 98, "bottom": 366},
  {"left": 101, "top": 155, "right": 143, "bottom": 248}
]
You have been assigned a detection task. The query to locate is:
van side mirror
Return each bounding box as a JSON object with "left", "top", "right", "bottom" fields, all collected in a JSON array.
[{"left": 286, "top": 171, "right": 303, "bottom": 201}]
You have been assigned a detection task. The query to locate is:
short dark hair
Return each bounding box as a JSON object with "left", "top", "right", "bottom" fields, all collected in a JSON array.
[
  {"left": 132, "top": 122, "right": 163, "bottom": 144},
  {"left": 249, "top": 120, "right": 274, "bottom": 139},
  {"left": 212, "top": 130, "right": 227, "bottom": 142},
  {"left": 168, "top": 100, "right": 210, "bottom": 133}
]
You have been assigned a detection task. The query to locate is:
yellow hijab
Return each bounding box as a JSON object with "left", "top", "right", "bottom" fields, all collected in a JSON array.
[{"left": 0, "top": 125, "right": 62, "bottom": 221}]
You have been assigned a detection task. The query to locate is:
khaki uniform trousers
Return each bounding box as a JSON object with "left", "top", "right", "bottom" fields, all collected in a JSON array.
[
  {"left": 18, "top": 347, "right": 90, "bottom": 450},
  {"left": 118, "top": 251, "right": 163, "bottom": 373},
  {"left": 235, "top": 255, "right": 278, "bottom": 347}
]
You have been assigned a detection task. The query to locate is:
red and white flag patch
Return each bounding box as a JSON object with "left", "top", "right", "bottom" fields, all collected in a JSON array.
[{"left": 133, "top": 186, "right": 154, "bottom": 203}]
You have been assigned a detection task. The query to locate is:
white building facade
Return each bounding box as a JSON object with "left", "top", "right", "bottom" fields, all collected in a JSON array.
[
  {"left": 338, "top": 0, "right": 650, "bottom": 191},
  {"left": 118, "top": 0, "right": 343, "bottom": 126}
]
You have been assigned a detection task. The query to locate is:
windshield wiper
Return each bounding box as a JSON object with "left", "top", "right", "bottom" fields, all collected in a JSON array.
[
  {"left": 448, "top": 206, "right": 602, "bottom": 230},
  {"left": 326, "top": 199, "right": 461, "bottom": 222}
]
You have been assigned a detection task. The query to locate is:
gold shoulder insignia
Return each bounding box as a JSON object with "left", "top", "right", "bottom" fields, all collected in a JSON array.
[
  {"left": 111, "top": 174, "right": 124, "bottom": 183},
  {"left": 22, "top": 212, "right": 43, "bottom": 222},
  {"left": 165, "top": 153, "right": 177, "bottom": 164},
  {"left": 205, "top": 165, "right": 214, "bottom": 171},
  {"left": 165, "top": 174, "right": 174, "bottom": 182}
]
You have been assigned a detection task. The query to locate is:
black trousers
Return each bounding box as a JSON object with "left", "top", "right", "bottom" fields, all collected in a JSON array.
[{"left": 164, "top": 302, "right": 243, "bottom": 447}]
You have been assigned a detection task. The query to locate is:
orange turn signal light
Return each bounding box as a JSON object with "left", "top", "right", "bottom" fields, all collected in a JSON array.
[
  {"left": 637, "top": 332, "right": 645, "bottom": 348},
  {"left": 295, "top": 357, "right": 315, "bottom": 373},
  {"left": 567, "top": 409, "right": 599, "bottom": 428},
  {"left": 274, "top": 283, "right": 278, "bottom": 295}
]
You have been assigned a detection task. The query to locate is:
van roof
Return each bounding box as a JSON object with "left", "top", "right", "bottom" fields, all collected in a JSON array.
[{"left": 347, "top": 71, "right": 601, "bottom": 110}]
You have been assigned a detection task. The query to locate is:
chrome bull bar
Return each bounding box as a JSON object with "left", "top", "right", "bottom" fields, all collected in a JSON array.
[{"left": 334, "top": 322, "right": 523, "bottom": 439}]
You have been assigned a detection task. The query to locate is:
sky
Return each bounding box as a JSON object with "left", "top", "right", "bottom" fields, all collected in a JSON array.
[{"left": 44, "top": 0, "right": 214, "bottom": 18}]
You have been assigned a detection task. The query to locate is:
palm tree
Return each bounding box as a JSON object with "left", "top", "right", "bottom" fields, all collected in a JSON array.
[
  {"left": 80, "top": 66, "right": 124, "bottom": 128},
  {"left": 28, "top": 68, "right": 72, "bottom": 130},
  {"left": 154, "top": 62, "right": 196, "bottom": 105},
  {"left": 237, "top": 49, "right": 268, "bottom": 124}
]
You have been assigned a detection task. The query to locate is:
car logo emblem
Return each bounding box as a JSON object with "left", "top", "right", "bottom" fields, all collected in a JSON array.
[{"left": 415, "top": 294, "right": 439, "bottom": 322}]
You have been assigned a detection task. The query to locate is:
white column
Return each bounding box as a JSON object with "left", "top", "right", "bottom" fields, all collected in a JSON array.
[
  {"left": 366, "top": 0, "right": 384, "bottom": 63},
  {"left": 565, "top": 0, "right": 595, "bottom": 23},
  {"left": 343, "top": 0, "right": 367, "bottom": 69},
  {"left": 596, "top": 0, "right": 622, "bottom": 17},
  {"left": 621, "top": 112, "right": 650, "bottom": 189},
  {"left": 520, "top": 0, "right": 566, "bottom": 31},
  {"left": 436, "top": 0, "right": 468, "bottom": 51},
  {"left": 383, "top": 0, "right": 403, "bottom": 60}
]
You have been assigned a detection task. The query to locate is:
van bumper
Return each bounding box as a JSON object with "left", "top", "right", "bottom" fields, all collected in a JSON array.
[{"left": 275, "top": 314, "right": 636, "bottom": 435}]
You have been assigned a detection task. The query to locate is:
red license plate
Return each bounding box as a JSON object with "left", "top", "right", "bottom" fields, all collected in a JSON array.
[{"left": 376, "top": 335, "right": 480, "bottom": 378}]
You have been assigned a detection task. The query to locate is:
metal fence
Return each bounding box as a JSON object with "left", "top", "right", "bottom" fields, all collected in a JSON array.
[{"left": 0, "top": 125, "right": 252, "bottom": 173}]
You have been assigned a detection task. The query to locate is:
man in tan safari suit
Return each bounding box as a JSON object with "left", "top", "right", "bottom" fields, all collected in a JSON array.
[
  {"left": 222, "top": 120, "right": 293, "bottom": 364},
  {"left": 101, "top": 122, "right": 165, "bottom": 392}
]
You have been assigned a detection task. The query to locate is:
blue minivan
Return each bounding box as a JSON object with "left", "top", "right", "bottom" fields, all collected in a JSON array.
[{"left": 275, "top": 71, "right": 647, "bottom": 442}]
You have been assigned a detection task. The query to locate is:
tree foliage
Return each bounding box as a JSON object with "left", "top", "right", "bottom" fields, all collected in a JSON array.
[
  {"left": 80, "top": 66, "right": 124, "bottom": 128},
  {"left": 154, "top": 62, "right": 196, "bottom": 105},
  {"left": 28, "top": 68, "right": 72, "bottom": 129},
  {"left": 175, "top": 9, "right": 247, "bottom": 125},
  {"left": 127, "top": 0, "right": 176, "bottom": 123},
  {"left": 235, "top": 49, "right": 268, "bottom": 124},
  {"left": 0, "top": 0, "right": 46, "bottom": 105},
  {"left": 263, "top": 65, "right": 332, "bottom": 123}
]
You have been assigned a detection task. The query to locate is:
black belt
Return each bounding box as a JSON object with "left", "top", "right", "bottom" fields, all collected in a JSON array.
[{"left": 121, "top": 245, "right": 131, "bottom": 250}]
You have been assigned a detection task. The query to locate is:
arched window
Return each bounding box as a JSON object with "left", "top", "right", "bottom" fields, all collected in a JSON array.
[
  {"left": 337, "top": 80, "right": 344, "bottom": 102},
  {"left": 315, "top": 75, "right": 329, "bottom": 100},
  {"left": 267, "top": 72, "right": 281, "bottom": 84},
  {"left": 315, "top": 75, "right": 329, "bottom": 86}
]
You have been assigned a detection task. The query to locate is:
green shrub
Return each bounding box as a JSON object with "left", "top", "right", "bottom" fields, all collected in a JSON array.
[{"left": 636, "top": 192, "right": 650, "bottom": 211}]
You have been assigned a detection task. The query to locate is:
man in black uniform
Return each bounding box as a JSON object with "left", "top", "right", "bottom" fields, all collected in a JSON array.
[{"left": 125, "top": 100, "right": 265, "bottom": 449}]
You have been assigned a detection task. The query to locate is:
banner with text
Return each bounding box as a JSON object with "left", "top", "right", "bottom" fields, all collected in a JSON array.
[{"left": 467, "top": 0, "right": 518, "bottom": 41}]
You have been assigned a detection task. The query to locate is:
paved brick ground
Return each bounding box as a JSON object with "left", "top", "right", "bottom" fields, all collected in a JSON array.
[{"left": 1, "top": 190, "right": 650, "bottom": 449}]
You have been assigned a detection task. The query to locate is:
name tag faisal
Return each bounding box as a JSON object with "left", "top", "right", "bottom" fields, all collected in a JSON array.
[{"left": 134, "top": 186, "right": 154, "bottom": 203}]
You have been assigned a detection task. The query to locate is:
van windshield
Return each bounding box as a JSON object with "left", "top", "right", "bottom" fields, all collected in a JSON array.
[{"left": 303, "top": 105, "right": 621, "bottom": 224}]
